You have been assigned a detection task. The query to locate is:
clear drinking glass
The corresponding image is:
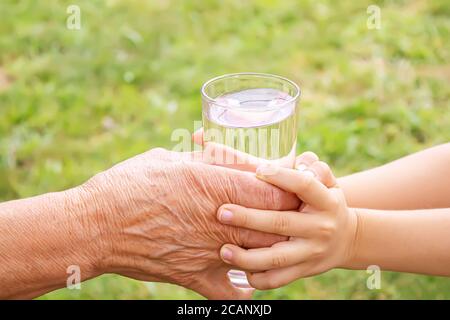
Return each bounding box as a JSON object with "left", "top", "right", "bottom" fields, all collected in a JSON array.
[{"left": 201, "top": 73, "right": 301, "bottom": 287}]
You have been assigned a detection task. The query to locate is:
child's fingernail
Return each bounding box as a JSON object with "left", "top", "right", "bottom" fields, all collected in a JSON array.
[
  {"left": 221, "top": 247, "right": 233, "bottom": 262},
  {"left": 256, "top": 164, "right": 278, "bottom": 177},
  {"left": 220, "top": 209, "right": 233, "bottom": 223},
  {"left": 296, "top": 163, "right": 308, "bottom": 172}
]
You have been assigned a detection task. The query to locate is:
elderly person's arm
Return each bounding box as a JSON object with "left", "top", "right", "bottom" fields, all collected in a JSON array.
[
  {"left": 0, "top": 148, "right": 299, "bottom": 299},
  {"left": 0, "top": 187, "right": 103, "bottom": 299}
]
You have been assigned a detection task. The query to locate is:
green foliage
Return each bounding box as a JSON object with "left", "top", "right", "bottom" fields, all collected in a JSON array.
[{"left": 1, "top": 0, "right": 449, "bottom": 299}]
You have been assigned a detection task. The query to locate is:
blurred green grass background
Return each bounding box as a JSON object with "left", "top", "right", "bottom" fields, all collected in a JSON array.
[{"left": 1, "top": 0, "right": 449, "bottom": 299}]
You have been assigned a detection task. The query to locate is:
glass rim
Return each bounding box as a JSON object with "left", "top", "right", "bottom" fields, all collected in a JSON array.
[{"left": 201, "top": 72, "right": 301, "bottom": 110}]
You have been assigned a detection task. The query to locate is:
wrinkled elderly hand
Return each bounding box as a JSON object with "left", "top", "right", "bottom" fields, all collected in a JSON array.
[{"left": 82, "top": 148, "right": 299, "bottom": 299}]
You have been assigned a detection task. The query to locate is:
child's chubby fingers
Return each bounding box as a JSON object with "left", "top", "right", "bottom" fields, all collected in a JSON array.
[
  {"left": 295, "top": 152, "right": 337, "bottom": 188},
  {"left": 295, "top": 151, "right": 319, "bottom": 169},
  {"left": 256, "top": 165, "right": 338, "bottom": 211},
  {"left": 217, "top": 204, "right": 318, "bottom": 238},
  {"left": 220, "top": 241, "right": 313, "bottom": 272},
  {"left": 306, "top": 160, "right": 337, "bottom": 188}
]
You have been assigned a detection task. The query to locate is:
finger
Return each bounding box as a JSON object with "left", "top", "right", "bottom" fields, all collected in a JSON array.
[
  {"left": 220, "top": 241, "right": 313, "bottom": 271},
  {"left": 307, "top": 160, "right": 337, "bottom": 188},
  {"left": 218, "top": 204, "right": 318, "bottom": 238},
  {"left": 295, "top": 151, "right": 319, "bottom": 169},
  {"left": 192, "top": 127, "right": 204, "bottom": 145},
  {"left": 256, "top": 165, "right": 337, "bottom": 210},
  {"left": 247, "top": 263, "right": 313, "bottom": 290}
]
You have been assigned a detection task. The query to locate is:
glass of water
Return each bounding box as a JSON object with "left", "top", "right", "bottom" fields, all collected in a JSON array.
[{"left": 201, "top": 73, "right": 301, "bottom": 287}]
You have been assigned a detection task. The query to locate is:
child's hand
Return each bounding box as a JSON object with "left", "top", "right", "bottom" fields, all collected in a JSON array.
[{"left": 216, "top": 153, "right": 358, "bottom": 290}]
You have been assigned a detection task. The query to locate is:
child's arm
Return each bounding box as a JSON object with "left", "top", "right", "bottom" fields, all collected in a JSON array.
[
  {"left": 216, "top": 161, "right": 450, "bottom": 290},
  {"left": 344, "top": 207, "right": 450, "bottom": 275},
  {"left": 337, "top": 143, "right": 450, "bottom": 210}
]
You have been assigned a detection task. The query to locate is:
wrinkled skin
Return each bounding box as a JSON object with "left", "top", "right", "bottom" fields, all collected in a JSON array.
[{"left": 82, "top": 148, "right": 300, "bottom": 299}]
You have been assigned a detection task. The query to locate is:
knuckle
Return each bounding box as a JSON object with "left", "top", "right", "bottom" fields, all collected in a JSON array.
[
  {"left": 319, "top": 219, "right": 337, "bottom": 238},
  {"left": 311, "top": 244, "right": 327, "bottom": 259},
  {"left": 272, "top": 214, "right": 289, "bottom": 234},
  {"left": 239, "top": 210, "right": 250, "bottom": 228},
  {"left": 271, "top": 254, "right": 288, "bottom": 268}
]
